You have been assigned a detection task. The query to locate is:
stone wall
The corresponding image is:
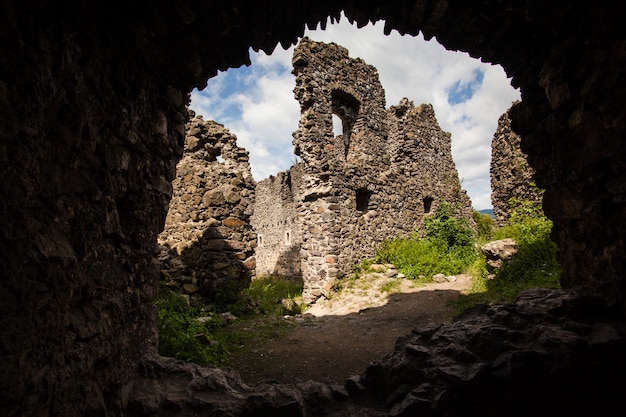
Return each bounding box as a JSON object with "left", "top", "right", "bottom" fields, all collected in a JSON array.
[
  {"left": 251, "top": 169, "right": 302, "bottom": 278},
  {"left": 253, "top": 38, "right": 473, "bottom": 302},
  {"left": 158, "top": 114, "right": 256, "bottom": 304},
  {"left": 490, "top": 104, "right": 544, "bottom": 225},
  {"left": 0, "top": 5, "right": 187, "bottom": 414}
]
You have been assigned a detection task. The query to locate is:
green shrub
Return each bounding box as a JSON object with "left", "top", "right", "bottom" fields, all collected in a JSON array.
[
  {"left": 155, "top": 288, "right": 230, "bottom": 366},
  {"left": 242, "top": 276, "right": 305, "bottom": 316},
  {"left": 214, "top": 267, "right": 251, "bottom": 309},
  {"left": 376, "top": 200, "right": 477, "bottom": 280},
  {"left": 454, "top": 198, "right": 561, "bottom": 311},
  {"left": 425, "top": 200, "right": 474, "bottom": 248},
  {"left": 155, "top": 276, "right": 305, "bottom": 367},
  {"left": 472, "top": 210, "right": 493, "bottom": 242}
]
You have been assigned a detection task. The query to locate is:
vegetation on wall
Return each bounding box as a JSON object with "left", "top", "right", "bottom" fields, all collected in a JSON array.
[{"left": 376, "top": 200, "right": 477, "bottom": 280}]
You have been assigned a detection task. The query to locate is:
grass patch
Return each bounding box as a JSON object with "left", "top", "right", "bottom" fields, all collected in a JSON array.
[
  {"left": 155, "top": 287, "right": 231, "bottom": 366},
  {"left": 156, "top": 275, "right": 305, "bottom": 367},
  {"left": 371, "top": 198, "right": 561, "bottom": 313},
  {"left": 241, "top": 276, "right": 305, "bottom": 316},
  {"left": 380, "top": 278, "right": 403, "bottom": 293}
]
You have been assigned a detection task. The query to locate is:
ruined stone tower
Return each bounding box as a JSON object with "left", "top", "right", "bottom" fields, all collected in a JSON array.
[
  {"left": 490, "top": 104, "right": 544, "bottom": 225},
  {"left": 253, "top": 38, "right": 473, "bottom": 302},
  {"left": 158, "top": 114, "right": 256, "bottom": 304}
]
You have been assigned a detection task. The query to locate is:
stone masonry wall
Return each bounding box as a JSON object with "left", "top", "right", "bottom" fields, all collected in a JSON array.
[
  {"left": 158, "top": 114, "right": 256, "bottom": 304},
  {"left": 251, "top": 168, "right": 301, "bottom": 278},
  {"left": 253, "top": 38, "right": 473, "bottom": 302},
  {"left": 490, "top": 104, "right": 544, "bottom": 225}
]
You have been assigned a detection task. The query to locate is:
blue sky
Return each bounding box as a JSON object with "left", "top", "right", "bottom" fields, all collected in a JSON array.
[{"left": 190, "top": 14, "right": 520, "bottom": 210}]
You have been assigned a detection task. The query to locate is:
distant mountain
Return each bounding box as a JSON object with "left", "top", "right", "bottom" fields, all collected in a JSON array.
[{"left": 478, "top": 208, "right": 495, "bottom": 219}]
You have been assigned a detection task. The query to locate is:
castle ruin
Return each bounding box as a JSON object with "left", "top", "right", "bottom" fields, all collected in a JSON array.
[
  {"left": 158, "top": 114, "right": 256, "bottom": 304},
  {"left": 490, "top": 103, "right": 544, "bottom": 225},
  {"left": 253, "top": 38, "right": 473, "bottom": 302}
]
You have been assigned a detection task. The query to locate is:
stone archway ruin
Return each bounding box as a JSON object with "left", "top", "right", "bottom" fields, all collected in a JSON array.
[{"left": 1, "top": 1, "right": 624, "bottom": 416}]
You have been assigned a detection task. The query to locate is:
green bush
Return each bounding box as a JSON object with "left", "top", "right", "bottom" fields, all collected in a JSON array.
[
  {"left": 155, "top": 275, "right": 306, "bottom": 367},
  {"left": 376, "top": 200, "right": 477, "bottom": 280},
  {"left": 454, "top": 198, "right": 561, "bottom": 310},
  {"left": 155, "top": 288, "right": 230, "bottom": 366},
  {"left": 425, "top": 200, "right": 474, "bottom": 248},
  {"left": 472, "top": 210, "right": 493, "bottom": 242},
  {"left": 242, "top": 276, "right": 305, "bottom": 316}
]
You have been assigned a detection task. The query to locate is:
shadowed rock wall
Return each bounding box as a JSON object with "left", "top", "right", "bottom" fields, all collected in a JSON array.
[
  {"left": 0, "top": 4, "right": 187, "bottom": 414},
  {"left": 1, "top": 1, "right": 625, "bottom": 415}
]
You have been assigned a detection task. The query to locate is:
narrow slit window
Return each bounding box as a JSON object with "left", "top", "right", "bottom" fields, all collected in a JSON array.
[
  {"left": 356, "top": 188, "right": 372, "bottom": 212},
  {"left": 423, "top": 197, "right": 434, "bottom": 214}
]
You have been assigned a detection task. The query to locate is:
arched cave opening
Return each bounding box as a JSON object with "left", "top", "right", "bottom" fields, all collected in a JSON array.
[
  {"left": 171, "top": 15, "right": 528, "bottom": 385},
  {"left": 2, "top": 2, "right": 625, "bottom": 416}
]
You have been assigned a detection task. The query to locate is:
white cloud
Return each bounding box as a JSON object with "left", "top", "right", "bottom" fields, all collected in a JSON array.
[{"left": 190, "top": 13, "right": 520, "bottom": 209}]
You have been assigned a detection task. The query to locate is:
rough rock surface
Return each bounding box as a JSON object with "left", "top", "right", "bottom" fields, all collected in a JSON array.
[
  {"left": 158, "top": 114, "right": 256, "bottom": 304},
  {"left": 127, "top": 289, "right": 626, "bottom": 417},
  {"left": 353, "top": 288, "right": 626, "bottom": 417},
  {"left": 1, "top": 1, "right": 626, "bottom": 416},
  {"left": 253, "top": 38, "right": 473, "bottom": 302},
  {"left": 128, "top": 356, "right": 354, "bottom": 417},
  {"left": 490, "top": 104, "right": 544, "bottom": 225},
  {"left": 481, "top": 238, "right": 518, "bottom": 269}
]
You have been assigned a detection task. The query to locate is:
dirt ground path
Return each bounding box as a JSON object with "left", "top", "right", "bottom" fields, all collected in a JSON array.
[{"left": 227, "top": 273, "right": 472, "bottom": 384}]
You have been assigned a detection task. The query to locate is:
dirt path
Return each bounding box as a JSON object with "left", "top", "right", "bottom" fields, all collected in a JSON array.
[{"left": 227, "top": 272, "right": 472, "bottom": 384}]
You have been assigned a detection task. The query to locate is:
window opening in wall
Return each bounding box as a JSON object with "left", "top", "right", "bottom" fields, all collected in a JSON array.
[
  {"left": 356, "top": 188, "right": 372, "bottom": 212},
  {"left": 258, "top": 235, "right": 264, "bottom": 247},
  {"left": 423, "top": 196, "right": 434, "bottom": 214},
  {"left": 331, "top": 89, "right": 360, "bottom": 159},
  {"left": 332, "top": 114, "right": 343, "bottom": 137},
  {"left": 285, "top": 230, "right": 291, "bottom": 245}
]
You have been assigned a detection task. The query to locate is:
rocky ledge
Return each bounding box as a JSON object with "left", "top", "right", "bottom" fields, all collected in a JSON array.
[
  {"left": 127, "top": 287, "right": 625, "bottom": 416},
  {"left": 355, "top": 287, "right": 626, "bottom": 416}
]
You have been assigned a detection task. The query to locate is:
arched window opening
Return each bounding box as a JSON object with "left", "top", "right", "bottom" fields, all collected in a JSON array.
[{"left": 331, "top": 89, "right": 360, "bottom": 159}]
